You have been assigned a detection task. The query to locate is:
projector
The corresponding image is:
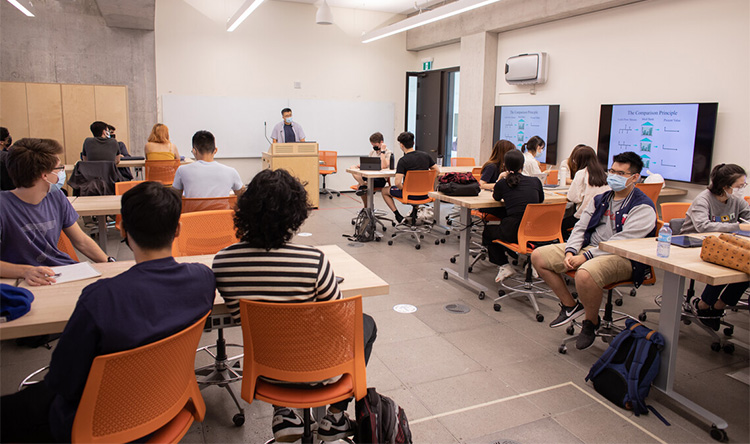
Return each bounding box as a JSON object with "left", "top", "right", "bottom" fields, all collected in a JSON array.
[{"left": 505, "top": 52, "right": 548, "bottom": 85}]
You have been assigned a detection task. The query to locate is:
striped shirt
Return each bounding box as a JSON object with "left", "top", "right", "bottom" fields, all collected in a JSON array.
[{"left": 212, "top": 243, "right": 341, "bottom": 321}]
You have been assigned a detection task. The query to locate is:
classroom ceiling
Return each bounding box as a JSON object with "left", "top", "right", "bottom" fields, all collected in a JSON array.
[{"left": 273, "top": 0, "right": 452, "bottom": 15}]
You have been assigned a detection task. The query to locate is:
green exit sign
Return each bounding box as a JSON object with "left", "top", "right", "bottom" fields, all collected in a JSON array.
[{"left": 422, "top": 61, "right": 433, "bottom": 70}]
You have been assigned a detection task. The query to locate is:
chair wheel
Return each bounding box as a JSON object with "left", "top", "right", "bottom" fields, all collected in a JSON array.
[
  {"left": 723, "top": 327, "right": 734, "bottom": 336},
  {"left": 392, "top": 222, "right": 396, "bottom": 227},
  {"left": 566, "top": 325, "right": 575, "bottom": 335},
  {"left": 434, "top": 240, "right": 440, "bottom": 245},
  {"left": 558, "top": 345, "right": 567, "bottom": 354},
  {"left": 478, "top": 291, "right": 485, "bottom": 300},
  {"left": 722, "top": 343, "right": 735, "bottom": 354},
  {"left": 329, "top": 195, "right": 333, "bottom": 199},
  {"left": 446, "top": 219, "right": 452, "bottom": 225},
  {"left": 711, "top": 342, "right": 721, "bottom": 352},
  {"left": 630, "top": 289, "right": 637, "bottom": 297},
  {"left": 382, "top": 226, "right": 387, "bottom": 232},
  {"left": 233, "top": 413, "right": 245, "bottom": 426},
  {"left": 638, "top": 313, "right": 647, "bottom": 322},
  {"left": 468, "top": 266, "right": 473, "bottom": 273},
  {"left": 445, "top": 230, "right": 450, "bottom": 235},
  {"left": 615, "top": 298, "right": 623, "bottom": 306},
  {"left": 443, "top": 271, "right": 449, "bottom": 280},
  {"left": 493, "top": 303, "right": 501, "bottom": 311},
  {"left": 683, "top": 319, "right": 692, "bottom": 325},
  {"left": 351, "top": 220, "right": 355, "bottom": 225},
  {"left": 420, "top": 235, "right": 424, "bottom": 239},
  {"left": 415, "top": 244, "right": 420, "bottom": 250},
  {"left": 375, "top": 236, "right": 381, "bottom": 242},
  {"left": 497, "top": 289, "right": 505, "bottom": 297},
  {"left": 387, "top": 240, "right": 393, "bottom": 245},
  {"left": 710, "top": 426, "right": 728, "bottom": 442},
  {"left": 449, "top": 257, "right": 456, "bottom": 263},
  {"left": 536, "top": 314, "right": 544, "bottom": 322}
]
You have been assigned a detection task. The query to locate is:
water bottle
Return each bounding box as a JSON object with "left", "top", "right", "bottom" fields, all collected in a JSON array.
[
  {"left": 656, "top": 222, "right": 672, "bottom": 258},
  {"left": 559, "top": 163, "right": 568, "bottom": 186}
]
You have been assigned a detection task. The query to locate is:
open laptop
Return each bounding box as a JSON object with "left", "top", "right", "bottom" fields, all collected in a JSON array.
[{"left": 360, "top": 156, "right": 381, "bottom": 171}]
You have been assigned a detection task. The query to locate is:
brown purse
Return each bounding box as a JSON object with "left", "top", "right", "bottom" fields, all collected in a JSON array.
[{"left": 700, "top": 234, "right": 750, "bottom": 274}]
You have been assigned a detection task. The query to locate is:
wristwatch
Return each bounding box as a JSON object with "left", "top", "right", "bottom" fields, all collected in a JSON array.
[{"left": 107, "top": 256, "right": 117, "bottom": 262}]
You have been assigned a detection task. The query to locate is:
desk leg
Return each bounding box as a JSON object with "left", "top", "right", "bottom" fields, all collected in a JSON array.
[
  {"left": 134, "top": 166, "right": 143, "bottom": 180},
  {"left": 441, "top": 207, "right": 488, "bottom": 298},
  {"left": 96, "top": 215, "right": 108, "bottom": 254},
  {"left": 654, "top": 271, "right": 728, "bottom": 434}
]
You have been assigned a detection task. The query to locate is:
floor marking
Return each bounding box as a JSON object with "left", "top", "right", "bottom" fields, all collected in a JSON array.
[{"left": 410, "top": 381, "right": 668, "bottom": 444}]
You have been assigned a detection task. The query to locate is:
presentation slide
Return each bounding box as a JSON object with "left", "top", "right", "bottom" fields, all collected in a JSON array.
[
  {"left": 498, "top": 106, "right": 550, "bottom": 162},
  {"left": 606, "top": 104, "right": 699, "bottom": 181}
]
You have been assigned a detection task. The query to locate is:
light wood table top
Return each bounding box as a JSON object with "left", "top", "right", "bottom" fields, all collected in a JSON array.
[
  {"left": 70, "top": 195, "right": 122, "bottom": 216},
  {"left": 345, "top": 167, "right": 396, "bottom": 179},
  {"left": 428, "top": 189, "right": 567, "bottom": 209},
  {"left": 438, "top": 166, "right": 476, "bottom": 174},
  {"left": 598, "top": 235, "right": 750, "bottom": 286},
  {"left": 0, "top": 245, "right": 389, "bottom": 340}
]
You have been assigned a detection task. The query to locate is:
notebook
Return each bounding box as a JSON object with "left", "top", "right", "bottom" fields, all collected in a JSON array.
[{"left": 360, "top": 157, "right": 381, "bottom": 171}]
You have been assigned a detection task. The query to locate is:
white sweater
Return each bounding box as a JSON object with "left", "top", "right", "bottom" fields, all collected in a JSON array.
[{"left": 567, "top": 167, "right": 610, "bottom": 219}]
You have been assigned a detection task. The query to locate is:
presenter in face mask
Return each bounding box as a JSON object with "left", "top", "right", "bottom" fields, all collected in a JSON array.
[{"left": 271, "top": 108, "right": 306, "bottom": 143}]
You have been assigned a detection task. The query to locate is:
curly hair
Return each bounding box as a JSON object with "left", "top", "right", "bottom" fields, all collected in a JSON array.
[{"left": 234, "top": 169, "right": 310, "bottom": 250}]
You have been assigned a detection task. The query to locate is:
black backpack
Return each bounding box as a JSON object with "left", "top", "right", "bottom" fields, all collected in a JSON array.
[
  {"left": 347, "top": 210, "right": 377, "bottom": 242},
  {"left": 355, "top": 388, "right": 412, "bottom": 444}
]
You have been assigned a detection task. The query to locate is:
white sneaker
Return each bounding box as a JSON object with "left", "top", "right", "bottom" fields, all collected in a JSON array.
[
  {"left": 531, "top": 265, "right": 539, "bottom": 279},
  {"left": 495, "top": 264, "right": 516, "bottom": 283}
]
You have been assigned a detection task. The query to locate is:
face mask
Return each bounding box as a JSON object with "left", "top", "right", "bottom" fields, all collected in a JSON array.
[
  {"left": 46, "top": 170, "right": 65, "bottom": 192},
  {"left": 607, "top": 174, "right": 629, "bottom": 192},
  {"left": 284, "top": 117, "right": 293, "bottom": 124},
  {"left": 730, "top": 186, "right": 745, "bottom": 197}
]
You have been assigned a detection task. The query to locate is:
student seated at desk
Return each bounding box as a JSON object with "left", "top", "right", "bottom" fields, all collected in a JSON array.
[
  {"left": 350, "top": 132, "right": 392, "bottom": 207},
  {"left": 478, "top": 139, "right": 516, "bottom": 219},
  {"left": 562, "top": 145, "right": 609, "bottom": 238},
  {"left": 0, "top": 182, "right": 215, "bottom": 443},
  {"left": 482, "top": 150, "right": 544, "bottom": 283},
  {"left": 172, "top": 130, "right": 244, "bottom": 198},
  {"left": 0, "top": 138, "right": 110, "bottom": 285},
  {"left": 212, "top": 169, "right": 377, "bottom": 442},
  {"left": 144, "top": 123, "right": 179, "bottom": 160},
  {"left": 521, "top": 136, "right": 545, "bottom": 176},
  {"left": 531, "top": 151, "right": 657, "bottom": 350},
  {"left": 80, "top": 121, "right": 122, "bottom": 164},
  {"left": 679, "top": 163, "right": 750, "bottom": 330},
  {"left": 107, "top": 124, "right": 133, "bottom": 181}
]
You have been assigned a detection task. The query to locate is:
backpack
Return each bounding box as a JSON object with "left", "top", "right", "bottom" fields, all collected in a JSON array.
[
  {"left": 347, "top": 210, "right": 377, "bottom": 242},
  {"left": 585, "top": 319, "right": 668, "bottom": 422},
  {"left": 437, "top": 181, "right": 480, "bottom": 196},
  {"left": 355, "top": 388, "right": 413, "bottom": 444},
  {"left": 438, "top": 172, "right": 476, "bottom": 185}
]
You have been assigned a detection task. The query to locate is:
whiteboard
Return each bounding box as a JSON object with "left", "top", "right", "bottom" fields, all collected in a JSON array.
[{"left": 161, "top": 94, "right": 395, "bottom": 159}]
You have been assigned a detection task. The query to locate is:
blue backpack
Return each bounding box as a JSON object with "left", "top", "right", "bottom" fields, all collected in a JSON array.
[{"left": 586, "top": 319, "right": 668, "bottom": 421}]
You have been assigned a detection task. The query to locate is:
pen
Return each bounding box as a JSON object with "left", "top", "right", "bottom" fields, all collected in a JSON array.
[{"left": 740, "top": 218, "right": 749, "bottom": 224}]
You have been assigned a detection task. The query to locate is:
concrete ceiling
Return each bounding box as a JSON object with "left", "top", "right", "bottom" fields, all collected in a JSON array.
[
  {"left": 95, "top": 0, "right": 155, "bottom": 30},
  {"left": 274, "top": 0, "right": 450, "bottom": 15}
]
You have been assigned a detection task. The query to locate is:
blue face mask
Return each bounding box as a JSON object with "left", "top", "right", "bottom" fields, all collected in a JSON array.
[
  {"left": 284, "top": 117, "right": 293, "bottom": 124},
  {"left": 607, "top": 174, "right": 629, "bottom": 192},
  {"left": 47, "top": 170, "right": 66, "bottom": 192}
]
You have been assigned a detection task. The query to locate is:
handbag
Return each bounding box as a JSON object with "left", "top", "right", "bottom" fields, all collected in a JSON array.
[{"left": 699, "top": 233, "right": 750, "bottom": 274}]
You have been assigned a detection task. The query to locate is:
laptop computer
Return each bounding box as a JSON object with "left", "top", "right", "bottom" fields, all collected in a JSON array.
[{"left": 360, "top": 156, "right": 381, "bottom": 171}]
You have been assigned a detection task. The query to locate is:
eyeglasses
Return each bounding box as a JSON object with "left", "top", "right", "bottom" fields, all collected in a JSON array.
[
  {"left": 735, "top": 183, "right": 748, "bottom": 190},
  {"left": 607, "top": 169, "right": 636, "bottom": 177},
  {"left": 51, "top": 166, "right": 65, "bottom": 171}
]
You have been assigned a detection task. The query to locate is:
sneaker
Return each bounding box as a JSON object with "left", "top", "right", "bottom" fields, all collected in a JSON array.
[
  {"left": 394, "top": 212, "right": 404, "bottom": 223},
  {"left": 317, "top": 411, "right": 353, "bottom": 441},
  {"left": 691, "top": 298, "right": 721, "bottom": 331},
  {"left": 548, "top": 301, "right": 585, "bottom": 328},
  {"left": 355, "top": 185, "right": 368, "bottom": 196},
  {"left": 272, "top": 407, "right": 303, "bottom": 443},
  {"left": 530, "top": 265, "right": 539, "bottom": 279},
  {"left": 495, "top": 264, "right": 516, "bottom": 283},
  {"left": 576, "top": 318, "right": 600, "bottom": 350}
]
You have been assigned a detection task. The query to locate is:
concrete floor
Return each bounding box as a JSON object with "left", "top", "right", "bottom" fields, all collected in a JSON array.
[{"left": 1, "top": 192, "right": 748, "bottom": 443}]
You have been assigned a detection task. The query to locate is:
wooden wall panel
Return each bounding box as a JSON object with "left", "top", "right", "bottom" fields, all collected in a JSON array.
[
  {"left": 0, "top": 82, "right": 30, "bottom": 139},
  {"left": 61, "top": 85, "right": 96, "bottom": 164},
  {"left": 26, "top": 83, "right": 65, "bottom": 143},
  {"left": 94, "top": 85, "right": 130, "bottom": 150}
]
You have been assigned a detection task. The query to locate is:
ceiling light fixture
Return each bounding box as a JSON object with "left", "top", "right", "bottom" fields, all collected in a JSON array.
[
  {"left": 362, "top": 0, "right": 502, "bottom": 43},
  {"left": 227, "top": 0, "right": 265, "bottom": 32},
  {"left": 316, "top": 0, "right": 333, "bottom": 25},
  {"left": 7, "top": 0, "right": 34, "bottom": 17}
]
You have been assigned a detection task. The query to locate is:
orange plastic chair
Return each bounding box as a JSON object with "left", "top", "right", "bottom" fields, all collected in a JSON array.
[
  {"left": 450, "top": 157, "right": 476, "bottom": 167},
  {"left": 471, "top": 166, "right": 482, "bottom": 182},
  {"left": 239, "top": 296, "right": 367, "bottom": 443},
  {"left": 744, "top": 196, "right": 750, "bottom": 204},
  {"left": 181, "top": 196, "right": 233, "bottom": 213},
  {"left": 635, "top": 183, "right": 662, "bottom": 207},
  {"left": 389, "top": 169, "right": 443, "bottom": 249},
  {"left": 319, "top": 150, "right": 340, "bottom": 199},
  {"left": 171, "top": 210, "right": 238, "bottom": 257},
  {"left": 71, "top": 312, "right": 210, "bottom": 444},
  {"left": 492, "top": 202, "right": 567, "bottom": 322},
  {"left": 545, "top": 169, "right": 559, "bottom": 185},
  {"left": 57, "top": 231, "right": 80, "bottom": 262},
  {"left": 114, "top": 180, "right": 146, "bottom": 230},
  {"left": 145, "top": 159, "right": 180, "bottom": 186},
  {"left": 660, "top": 202, "right": 691, "bottom": 222}
]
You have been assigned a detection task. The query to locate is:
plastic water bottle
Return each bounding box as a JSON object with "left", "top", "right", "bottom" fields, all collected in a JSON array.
[
  {"left": 559, "top": 163, "right": 568, "bottom": 186},
  {"left": 657, "top": 222, "right": 672, "bottom": 258}
]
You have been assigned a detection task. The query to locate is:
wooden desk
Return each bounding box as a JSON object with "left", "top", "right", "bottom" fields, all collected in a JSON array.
[
  {"left": 64, "top": 158, "right": 194, "bottom": 179},
  {"left": 438, "top": 166, "right": 476, "bottom": 174},
  {"left": 0, "top": 245, "right": 389, "bottom": 341},
  {"left": 598, "top": 236, "right": 749, "bottom": 439},
  {"left": 69, "top": 195, "right": 122, "bottom": 253},
  {"left": 263, "top": 143, "right": 320, "bottom": 208},
  {"left": 429, "top": 190, "right": 567, "bottom": 298}
]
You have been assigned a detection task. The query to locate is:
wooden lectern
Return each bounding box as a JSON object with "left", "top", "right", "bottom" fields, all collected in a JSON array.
[{"left": 262, "top": 143, "right": 320, "bottom": 208}]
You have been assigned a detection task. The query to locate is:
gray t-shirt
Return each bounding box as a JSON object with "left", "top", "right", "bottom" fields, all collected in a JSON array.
[
  {"left": 680, "top": 189, "right": 750, "bottom": 234},
  {"left": 81, "top": 137, "right": 120, "bottom": 162},
  {"left": 271, "top": 121, "right": 305, "bottom": 143},
  {"left": 172, "top": 160, "right": 243, "bottom": 198}
]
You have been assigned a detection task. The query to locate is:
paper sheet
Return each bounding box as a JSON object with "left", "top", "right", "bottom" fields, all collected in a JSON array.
[{"left": 48, "top": 262, "right": 102, "bottom": 285}]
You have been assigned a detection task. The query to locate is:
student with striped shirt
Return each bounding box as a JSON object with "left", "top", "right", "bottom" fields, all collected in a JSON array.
[{"left": 213, "top": 168, "right": 377, "bottom": 442}]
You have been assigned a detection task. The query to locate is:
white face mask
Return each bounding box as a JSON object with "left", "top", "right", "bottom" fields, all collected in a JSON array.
[{"left": 730, "top": 186, "right": 745, "bottom": 197}]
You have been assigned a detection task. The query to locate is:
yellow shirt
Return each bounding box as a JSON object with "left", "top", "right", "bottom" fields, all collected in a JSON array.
[{"left": 146, "top": 151, "right": 176, "bottom": 160}]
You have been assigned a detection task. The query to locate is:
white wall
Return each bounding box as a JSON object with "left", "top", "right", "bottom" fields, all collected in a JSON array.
[
  {"left": 417, "top": 0, "right": 750, "bottom": 200},
  {"left": 155, "top": 0, "right": 417, "bottom": 191}
]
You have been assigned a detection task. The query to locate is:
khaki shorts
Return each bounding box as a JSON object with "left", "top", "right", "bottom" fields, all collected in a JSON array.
[{"left": 534, "top": 243, "right": 633, "bottom": 288}]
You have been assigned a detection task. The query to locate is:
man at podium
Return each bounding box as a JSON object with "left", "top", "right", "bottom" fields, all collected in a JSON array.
[{"left": 271, "top": 107, "right": 306, "bottom": 143}]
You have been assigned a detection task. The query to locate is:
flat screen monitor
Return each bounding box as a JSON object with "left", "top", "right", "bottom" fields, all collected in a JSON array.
[
  {"left": 493, "top": 105, "right": 560, "bottom": 165},
  {"left": 597, "top": 103, "right": 718, "bottom": 184}
]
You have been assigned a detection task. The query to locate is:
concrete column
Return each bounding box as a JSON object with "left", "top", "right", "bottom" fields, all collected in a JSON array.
[{"left": 457, "top": 32, "right": 497, "bottom": 164}]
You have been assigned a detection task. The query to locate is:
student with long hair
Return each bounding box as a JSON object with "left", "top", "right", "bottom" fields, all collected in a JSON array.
[
  {"left": 564, "top": 144, "right": 589, "bottom": 185},
  {"left": 482, "top": 149, "right": 545, "bottom": 283},
  {"left": 521, "top": 136, "right": 545, "bottom": 176},
  {"left": 679, "top": 163, "right": 750, "bottom": 330},
  {"left": 144, "top": 123, "right": 180, "bottom": 160},
  {"left": 479, "top": 139, "right": 516, "bottom": 191},
  {"left": 561, "top": 145, "right": 609, "bottom": 236}
]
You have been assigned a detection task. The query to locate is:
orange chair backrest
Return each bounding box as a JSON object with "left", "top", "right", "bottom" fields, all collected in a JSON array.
[
  {"left": 450, "top": 157, "right": 475, "bottom": 167},
  {"left": 71, "top": 312, "right": 209, "bottom": 444},
  {"left": 239, "top": 296, "right": 367, "bottom": 407},
  {"left": 145, "top": 159, "right": 180, "bottom": 186},
  {"left": 181, "top": 196, "right": 233, "bottom": 213},
  {"left": 319, "top": 151, "right": 337, "bottom": 174},
  {"left": 57, "top": 231, "right": 80, "bottom": 262},
  {"left": 471, "top": 166, "right": 482, "bottom": 182},
  {"left": 635, "top": 183, "right": 661, "bottom": 206},
  {"left": 115, "top": 181, "right": 146, "bottom": 230},
  {"left": 172, "top": 210, "right": 238, "bottom": 257},
  {"left": 400, "top": 169, "right": 437, "bottom": 204},
  {"left": 545, "top": 170, "right": 559, "bottom": 185},
  {"left": 744, "top": 196, "right": 749, "bottom": 204},
  {"left": 660, "top": 202, "right": 690, "bottom": 222},
  {"left": 516, "top": 202, "right": 567, "bottom": 254}
]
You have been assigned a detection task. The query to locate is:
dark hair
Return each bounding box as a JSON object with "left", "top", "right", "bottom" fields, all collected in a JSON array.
[
  {"left": 482, "top": 139, "right": 515, "bottom": 176},
  {"left": 121, "top": 182, "right": 182, "bottom": 250},
  {"left": 107, "top": 124, "right": 116, "bottom": 132},
  {"left": 612, "top": 151, "right": 644, "bottom": 174},
  {"left": 192, "top": 130, "right": 216, "bottom": 154},
  {"left": 234, "top": 169, "right": 310, "bottom": 250},
  {"left": 570, "top": 146, "right": 607, "bottom": 187},
  {"left": 0, "top": 127, "right": 11, "bottom": 147},
  {"left": 503, "top": 149, "right": 525, "bottom": 189},
  {"left": 90, "top": 121, "right": 108, "bottom": 137},
  {"left": 397, "top": 131, "right": 414, "bottom": 149},
  {"left": 6, "top": 138, "right": 63, "bottom": 188},
  {"left": 708, "top": 163, "right": 747, "bottom": 196},
  {"left": 521, "top": 136, "right": 545, "bottom": 155},
  {"left": 281, "top": 108, "right": 292, "bottom": 115},
  {"left": 567, "top": 144, "right": 589, "bottom": 177},
  {"left": 369, "top": 132, "right": 384, "bottom": 144}
]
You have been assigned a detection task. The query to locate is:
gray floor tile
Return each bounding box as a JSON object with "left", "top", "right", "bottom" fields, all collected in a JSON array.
[
  {"left": 554, "top": 403, "right": 660, "bottom": 444},
  {"left": 436, "top": 397, "right": 546, "bottom": 441},
  {"left": 409, "top": 369, "right": 517, "bottom": 415},
  {"left": 468, "top": 417, "right": 584, "bottom": 444}
]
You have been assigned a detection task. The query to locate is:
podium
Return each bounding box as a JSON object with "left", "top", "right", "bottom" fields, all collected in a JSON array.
[{"left": 262, "top": 143, "right": 320, "bottom": 208}]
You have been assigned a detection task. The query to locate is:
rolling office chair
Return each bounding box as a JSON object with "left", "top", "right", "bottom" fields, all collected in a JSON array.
[
  {"left": 239, "top": 296, "right": 367, "bottom": 444},
  {"left": 57, "top": 231, "right": 80, "bottom": 262},
  {"left": 145, "top": 159, "right": 180, "bottom": 186},
  {"left": 181, "top": 196, "right": 233, "bottom": 213},
  {"left": 545, "top": 170, "right": 559, "bottom": 185},
  {"left": 450, "top": 157, "right": 476, "bottom": 167},
  {"left": 319, "top": 150, "right": 340, "bottom": 199},
  {"left": 387, "top": 169, "right": 445, "bottom": 249},
  {"left": 635, "top": 182, "right": 662, "bottom": 208},
  {"left": 660, "top": 202, "right": 690, "bottom": 223},
  {"left": 114, "top": 181, "right": 145, "bottom": 231}
]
